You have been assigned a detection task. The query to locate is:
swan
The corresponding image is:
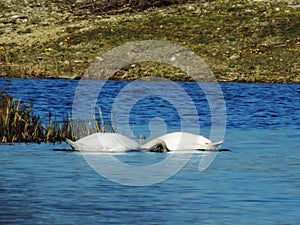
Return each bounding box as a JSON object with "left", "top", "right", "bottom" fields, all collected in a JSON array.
[
  {"left": 150, "top": 132, "right": 223, "bottom": 151},
  {"left": 66, "top": 133, "right": 140, "bottom": 152},
  {"left": 66, "top": 132, "right": 223, "bottom": 152}
]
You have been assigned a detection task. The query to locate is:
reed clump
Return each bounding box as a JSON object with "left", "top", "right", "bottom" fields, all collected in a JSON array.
[
  {"left": 0, "top": 91, "right": 43, "bottom": 143},
  {"left": 0, "top": 92, "right": 69, "bottom": 143},
  {"left": 0, "top": 91, "right": 115, "bottom": 143},
  {"left": 44, "top": 115, "right": 74, "bottom": 143}
]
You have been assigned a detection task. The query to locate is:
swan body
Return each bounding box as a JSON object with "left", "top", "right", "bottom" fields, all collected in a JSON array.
[
  {"left": 66, "top": 133, "right": 139, "bottom": 152},
  {"left": 153, "top": 132, "right": 223, "bottom": 151},
  {"left": 66, "top": 132, "right": 223, "bottom": 152}
]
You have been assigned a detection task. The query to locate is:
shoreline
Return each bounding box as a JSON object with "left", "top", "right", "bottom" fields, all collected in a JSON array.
[
  {"left": 0, "top": 0, "right": 299, "bottom": 83},
  {"left": 1, "top": 76, "right": 300, "bottom": 85}
]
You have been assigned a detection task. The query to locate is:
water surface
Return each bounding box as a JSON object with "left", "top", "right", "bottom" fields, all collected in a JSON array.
[{"left": 0, "top": 79, "right": 299, "bottom": 224}]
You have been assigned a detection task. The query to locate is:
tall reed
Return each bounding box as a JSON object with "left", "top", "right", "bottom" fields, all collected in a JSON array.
[
  {"left": 0, "top": 91, "right": 112, "bottom": 143},
  {"left": 1, "top": 92, "right": 41, "bottom": 142}
]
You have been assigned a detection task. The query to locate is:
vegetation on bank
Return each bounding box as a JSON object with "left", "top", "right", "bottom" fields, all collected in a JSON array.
[
  {"left": 0, "top": 90, "right": 72, "bottom": 143},
  {"left": 0, "top": 0, "right": 299, "bottom": 83},
  {"left": 0, "top": 90, "right": 114, "bottom": 143}
]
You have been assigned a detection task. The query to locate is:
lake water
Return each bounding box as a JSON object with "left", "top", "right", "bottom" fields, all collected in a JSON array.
[{"left": 0, "top": 78, "right": 300, "bottom": 224}]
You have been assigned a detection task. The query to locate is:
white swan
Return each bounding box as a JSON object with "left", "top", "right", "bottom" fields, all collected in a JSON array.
[
  {"left": 66, "top": 132, "right": 223, "bottom": 152},
  {"left": 66, "top": 133, "right": 140, "bottom": 152},
  {"left": 151, "top": 132, "right": 223, "bottom": 151}
]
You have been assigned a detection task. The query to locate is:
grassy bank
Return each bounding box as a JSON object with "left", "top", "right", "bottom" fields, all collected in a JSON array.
[{"left": 0, "top": 0, "right": 299, "bottom": 83}]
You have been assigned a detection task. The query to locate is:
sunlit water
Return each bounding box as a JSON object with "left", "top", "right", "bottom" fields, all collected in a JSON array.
[{"left": 0, "top": 79, "right": 299, "bottom": 224}]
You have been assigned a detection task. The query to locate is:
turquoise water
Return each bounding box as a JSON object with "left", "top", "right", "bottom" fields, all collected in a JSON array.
[{"left": 0, "top": 79, "right": 299, "bottom": 224}]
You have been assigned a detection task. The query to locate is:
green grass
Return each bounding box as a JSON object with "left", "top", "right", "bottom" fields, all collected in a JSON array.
[{"left": 0, "top": 0, "right": 299, "bottom": 82}]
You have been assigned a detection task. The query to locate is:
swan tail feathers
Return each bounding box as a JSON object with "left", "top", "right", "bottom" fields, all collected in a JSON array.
[
  {"left": 66, "top": 139, "right": 79, "bottom": 151},
  {"left": 211, "top": 140, "right": 223, "bottom": 150}
]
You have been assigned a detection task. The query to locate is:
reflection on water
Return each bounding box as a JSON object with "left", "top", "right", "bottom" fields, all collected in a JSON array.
[{"left": 0, "top": 79, "right": 300, "bottom": 224}]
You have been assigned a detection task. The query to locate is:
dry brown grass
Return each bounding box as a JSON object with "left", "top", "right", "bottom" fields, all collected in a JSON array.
[
  {"left": 0, "top": 90, "right": 115, "bottom": 143},
  {"left": 0, "top": 91, "right": 45, "bottom": 143}
]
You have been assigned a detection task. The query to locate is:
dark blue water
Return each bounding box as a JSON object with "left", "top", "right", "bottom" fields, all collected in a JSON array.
[
  {"left": 1, "top": 79, "right": 299, "bottom": 131},
  {"left": 0, "top": 78, "right": 300, "bottom": 224}
]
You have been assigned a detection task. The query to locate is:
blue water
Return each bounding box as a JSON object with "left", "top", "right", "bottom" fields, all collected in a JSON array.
[{"left": 0, "top": 78, "right": 300, "bottom": 224}]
